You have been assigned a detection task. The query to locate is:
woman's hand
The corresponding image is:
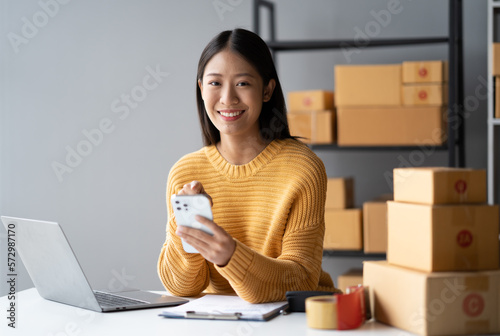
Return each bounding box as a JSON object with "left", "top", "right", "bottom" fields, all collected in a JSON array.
[
  {"left": 175, "top": 181, "right": 235, "bottom": 266},
  {"left": 176, "top": 215, "right": 236, "bottom": 267},
  {"left": 177, "top": 181, "right": 213, "bottom": 206}
]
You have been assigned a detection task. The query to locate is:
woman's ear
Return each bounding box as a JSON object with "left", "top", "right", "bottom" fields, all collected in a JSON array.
[
  {"left": 263, "top": 79, "right": 276, "bottom": 102},
  {"left": 198, "top": 79, "right": 204, "bottom": 99}
]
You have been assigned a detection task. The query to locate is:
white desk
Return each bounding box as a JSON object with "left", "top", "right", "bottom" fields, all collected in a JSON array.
[{"left": 1, "top": 288, "right": 416, "bottom": 336}]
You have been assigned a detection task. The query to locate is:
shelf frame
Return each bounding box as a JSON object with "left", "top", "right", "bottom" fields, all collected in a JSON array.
[
  {"left": 253, "top": 0, "right": 465, "bottom": 168},
  {"left": 323, "top": 250, "right": 386, "bottom": 258},
  {"left": 265, "top": 37, "right": 450, "bottom": 52},
  {"left": 487, "top": 0, "right": 499, "bottom": 205}
]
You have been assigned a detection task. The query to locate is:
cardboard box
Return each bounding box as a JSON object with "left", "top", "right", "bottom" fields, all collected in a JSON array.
[
  {"left": 363, "top": 195, "right": 392, "bottom": 253},
  {"left": 393, "top": 167, "right": 487, "bottom": 205},
  {"left": 324, "top": 209, "right": 362, "bottom": 250},
  {"left": 402, "top": 60, "right": 448, "bottom": 83},
  {"left": 337, "top": 268, "right": 363, "bottom": 293},
  {"left": 402, "top": 84, "right": 448, "bottom": 106},
  {"left": 287, "top": 110, "right": 335, "bottom": 144},
  {"left": 288, "top": 90, "right": 334, "bottom": 111},
  {"left": 326, "top": 177, "right": 354, "bottom": 209},
  {"left": 493, "top": 43, "right": 500, "bottom": 76},
  {"left": 496, "top": 77, "right": 500, "bottom": 119},
  {"left": 387, "top": 201, "right": 499, "bottom": 272},
  {"left": 336, "top": 106, "right": 446, "bottom": 146},
  {"left": 363, "top": 261, "right": 500, "bottom": 336},
  {"left": 335, "top": 64, "right": 401, "bottom": 107}
]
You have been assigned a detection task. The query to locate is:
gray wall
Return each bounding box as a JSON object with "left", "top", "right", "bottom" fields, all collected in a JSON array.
[{"left": 0, "top": 0, "right": 489, "bottom": 297}]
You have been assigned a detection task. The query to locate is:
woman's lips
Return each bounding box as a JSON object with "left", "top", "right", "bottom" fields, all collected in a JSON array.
[
  {"left": 218, "top": 109, "right": 245, "bottom": 120},
  {"left": 218, "top": 110, "right": 244, "bottom": 117}
]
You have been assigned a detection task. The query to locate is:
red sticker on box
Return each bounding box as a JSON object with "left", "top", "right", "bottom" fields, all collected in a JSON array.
[
  {"left": 303, "top": 97, "right": 312, "bottom": 107},
  {"left": 455, "top": 180, "right": 467, "bottom": 193},
  {"left": 462, "top": 293, "right": 484, "bottom": 317},
  {"left": 418, "top": 90, "right": 427, "bottom": 100},
  {"left": 456, "top": 230, "right": 473, "bottom": 248},
  {"left": 418, "top": 67, "right": 428, "bottom": 78}
]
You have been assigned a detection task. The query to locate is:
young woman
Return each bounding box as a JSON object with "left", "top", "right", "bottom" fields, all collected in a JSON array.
[{"left": 157, "top": 28, "right": 340, "bottom": 303}]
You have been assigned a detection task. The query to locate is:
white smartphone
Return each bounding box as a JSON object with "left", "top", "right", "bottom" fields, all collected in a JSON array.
[{"left": 171, "top": 194, "right": 214, "bottom": 253}]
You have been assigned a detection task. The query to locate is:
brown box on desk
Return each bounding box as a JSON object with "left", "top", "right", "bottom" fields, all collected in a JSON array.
[
  {"left": 393, "top": 167, "right": 487, "bottom": 205},
  {"left": 287, "top": 110, "right": 335, "bottom": 144},
  {"left": 402, "top": 83, "right": 448, "bottom": 106},
  {"left": 334, "top": 64, "right": 401, "bottom": 107},
  {"left": 363, "top": 194, "right": 392, "bottom": 253},
  {"left": 324, "top": 209, "right": 362, "bottom": 250},
  {"left": 387, "top": 201, "right": 499, "bottom": 272},
  {"left": 402, "top": 60, "right": 448, "bottom": 83},
  {"left": 326, "top": 177, "right": 354, "bottom": 209},
  {"left": 336, "top": 106, "right": 446, "bottom": 146},
  {"left": 288, "top": 90, "right": 334, "bottom": 111},
  {"left": 363, "top": 260, "right": 500, "bottom": 336},
  {"left": 337, "top": 268, "right": 363, "bottom": 293}
]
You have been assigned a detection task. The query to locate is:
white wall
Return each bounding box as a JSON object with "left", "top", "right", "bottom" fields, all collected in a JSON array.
[{"left": 0, "top": 0, "right": 489, "bottom": 296}]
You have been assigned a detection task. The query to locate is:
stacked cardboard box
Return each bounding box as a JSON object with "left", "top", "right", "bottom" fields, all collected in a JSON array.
[
  {"left": 335, "top": 61, "right": 447, "bottom": 146},
  {"left": 363, "top": 167, "right": 500, "bottom": 336},
  {"left": 337, "top": 268, "right": 363, "bottom": 293},
  {"left": 323, "top": 177, "right": 362, "bottom": 250},
  {"left": 286, "top": 90, "right": 335, "bottom": 144},
  {"left": 402, "top": 61, "right": 448, "bottom": 106},
  {"left": 493, "top": 44, "right": 500, "bottom": 118},
  {"left": 362, "top": 194, "right": 392, "bottom": 253}
]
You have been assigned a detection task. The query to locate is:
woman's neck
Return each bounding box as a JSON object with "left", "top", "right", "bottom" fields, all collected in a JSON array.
[{"left": 217, "top": 134, "right": 270, "bottom": 165}]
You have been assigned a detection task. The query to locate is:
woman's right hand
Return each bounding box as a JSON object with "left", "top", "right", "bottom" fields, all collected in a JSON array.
[{"left": 177, "top": 181, "right": 213, "bottom": 206}]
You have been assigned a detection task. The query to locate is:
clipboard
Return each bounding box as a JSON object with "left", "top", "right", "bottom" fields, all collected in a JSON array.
[{"left": 158, "top": 294, "right": 289, "bottom": 321}]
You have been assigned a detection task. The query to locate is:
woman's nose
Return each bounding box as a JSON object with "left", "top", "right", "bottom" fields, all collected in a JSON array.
[{"left": 220, "top": 86, "right": 239, "bottom": 105}]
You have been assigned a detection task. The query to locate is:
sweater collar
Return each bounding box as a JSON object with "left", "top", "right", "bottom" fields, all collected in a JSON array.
[{"left": 204, "top": 139, "right": 287, "bottom": 179}]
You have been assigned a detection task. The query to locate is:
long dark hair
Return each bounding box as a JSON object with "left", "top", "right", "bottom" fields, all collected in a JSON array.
[{"left": 196, "top": 28, "right": 293, "bottom": 146}]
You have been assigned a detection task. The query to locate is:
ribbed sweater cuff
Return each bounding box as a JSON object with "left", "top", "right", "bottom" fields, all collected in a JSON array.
[{"left": 215, "top": 240, "right": 254, "bottom": 284}]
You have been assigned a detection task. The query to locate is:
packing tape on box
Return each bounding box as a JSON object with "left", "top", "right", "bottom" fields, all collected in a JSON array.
[
  {"left": 305, "top": 286, "right": 368, "bottom": 330},
  {"left": 452, "top": 206, "right": 479, "bottom": 270},
  {"left": 311, "top": 111, "right": 317, "bottom": 143}
]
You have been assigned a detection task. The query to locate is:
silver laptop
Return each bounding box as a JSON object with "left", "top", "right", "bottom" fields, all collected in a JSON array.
[{"left": 1, "top": 216, "right": 188, "bottom": 312}]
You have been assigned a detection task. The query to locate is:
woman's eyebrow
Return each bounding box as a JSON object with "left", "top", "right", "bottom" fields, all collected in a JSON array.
[{"left": 205, "top": 73, "right": 255, "bottom": 78}]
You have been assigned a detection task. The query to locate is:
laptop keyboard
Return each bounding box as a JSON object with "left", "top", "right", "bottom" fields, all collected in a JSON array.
[{"left": 94, "top": 291, "right": 149, "bottom": 307}]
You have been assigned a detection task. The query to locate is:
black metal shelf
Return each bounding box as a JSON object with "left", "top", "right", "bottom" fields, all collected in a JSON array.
[
  {"left": 266, "top": 37, "right": 449, "bottom": 52},
  {"left": 323, "top": 250, "right": 386, "bottom": 258},
  {"left": 309, "top": 144, "right": 448, "bottom": 151},
  {"left": 253, "top": 0, "right": 465, "bottom": 168}
]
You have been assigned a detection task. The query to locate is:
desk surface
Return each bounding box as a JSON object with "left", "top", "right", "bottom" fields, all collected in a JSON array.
[{"left": 1, "top": 288, "right": 416, "bottom": 336}]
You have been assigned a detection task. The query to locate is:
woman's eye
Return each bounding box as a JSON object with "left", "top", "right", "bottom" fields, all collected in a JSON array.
[
  {"left": 237, "top": 82, "right": 250, "bottom": 87},
  {"left": 208, "top": 81, "right": 221, "bottom": 86}
]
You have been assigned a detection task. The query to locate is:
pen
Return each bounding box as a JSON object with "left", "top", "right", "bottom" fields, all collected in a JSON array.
[{"left": 185, "top": 311, "right": 242, "bottom": 320}]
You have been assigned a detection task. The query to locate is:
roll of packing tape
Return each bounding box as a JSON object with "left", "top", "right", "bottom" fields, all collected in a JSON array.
[
  {"left": 305, "top": 286, "right": 367, "bottom": 330},
  {"left": 305, "top": 296, "right": 338, "bottom": 329}
]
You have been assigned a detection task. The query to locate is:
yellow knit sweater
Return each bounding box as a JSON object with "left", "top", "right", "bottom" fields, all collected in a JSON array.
[{"left": 157, "top": 138, "right": 339, "bottom": 303}]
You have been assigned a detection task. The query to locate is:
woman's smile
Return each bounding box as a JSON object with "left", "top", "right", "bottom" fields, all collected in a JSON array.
[{"left": 218, "top": 109, "right": 245, "bottom": 120}]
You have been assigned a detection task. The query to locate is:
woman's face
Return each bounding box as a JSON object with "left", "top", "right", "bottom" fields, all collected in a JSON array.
[{"left": 198, "top": 49, "right": 275, "bottom": 142}]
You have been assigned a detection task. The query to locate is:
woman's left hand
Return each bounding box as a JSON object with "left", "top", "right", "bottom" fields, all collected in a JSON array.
[{"left": 176, "top": 215, "right": 236, "bottom": 267}]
